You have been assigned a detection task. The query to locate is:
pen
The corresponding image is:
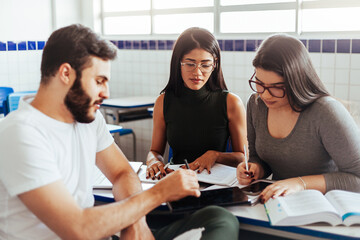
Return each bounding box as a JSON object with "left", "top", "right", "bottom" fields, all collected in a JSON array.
[
  {"left": 244, "top": 144, "right": 249, "bottom": 172},
  {"left": 184, "top": 159, "right": 190, "bottom": 169},
  {"left": 155, "top": 163, "right": 170, "bottom": 178}
]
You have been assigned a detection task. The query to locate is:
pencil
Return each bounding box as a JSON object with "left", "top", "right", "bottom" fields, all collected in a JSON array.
[{"left": 244, "top": 144, "right": 249, "bottom": 171}]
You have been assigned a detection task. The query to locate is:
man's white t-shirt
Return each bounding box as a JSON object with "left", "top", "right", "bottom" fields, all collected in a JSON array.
[{"left": 0, "top": 96, "right": 114, "bottom": 240}]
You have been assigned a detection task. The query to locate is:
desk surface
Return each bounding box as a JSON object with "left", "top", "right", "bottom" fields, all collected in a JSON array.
[
  {"left": 93, "top": 181, "right": 360, "bottom": 240},
  {"left": 102, "top": 96, "right": 156, "bottom": 108}
]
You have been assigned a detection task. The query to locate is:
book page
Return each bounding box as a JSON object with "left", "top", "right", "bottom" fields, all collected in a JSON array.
[
  {"left": 265, "top": 190, "right": 341, "bottom": 226},
  {"left": 278, "top": 190, "right": 337, "bottom": 216},
  {"left": 195, "top": 163, "right": 237, "bottom": 186},
  {"left": 326, "top": 190, "right": 360, "bottom": 225}
]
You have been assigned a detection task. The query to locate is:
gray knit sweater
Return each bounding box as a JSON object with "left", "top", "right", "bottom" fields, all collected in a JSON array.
[{"left": 247, "top": 94, "right": 360, "bottom": 192}]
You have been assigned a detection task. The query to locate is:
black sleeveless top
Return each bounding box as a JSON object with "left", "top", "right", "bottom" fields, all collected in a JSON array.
[{"left": 164, "top": 84, "right": 229, "bottom": 164}]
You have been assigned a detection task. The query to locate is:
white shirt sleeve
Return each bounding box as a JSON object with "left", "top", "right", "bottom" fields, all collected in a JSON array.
[{"left": 94, "top": 110, "right": 114, "bottom": 153}]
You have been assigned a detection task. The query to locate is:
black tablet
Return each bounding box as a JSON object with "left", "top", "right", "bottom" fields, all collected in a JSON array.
[{"left": 167, "top": 187, "right": 251, "bottom": 213}]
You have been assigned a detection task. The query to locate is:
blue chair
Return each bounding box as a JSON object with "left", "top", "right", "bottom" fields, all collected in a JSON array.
[
  {"left": 0, "top": 87, "right": 14, "bottom": 116},
  {"left": 7, "top": 91, "right": 37, "bottom": 113},
  {"left": 106, "top": 124, "right": 136, "bottom": 160}
]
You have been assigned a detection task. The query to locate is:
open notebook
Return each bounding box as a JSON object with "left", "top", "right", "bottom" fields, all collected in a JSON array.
[
  {"left": 93, "top": 161, "right": 143, "bottom": 189},
  {"left": 139, "top": 163, "right": 238, "bottom": 187}
]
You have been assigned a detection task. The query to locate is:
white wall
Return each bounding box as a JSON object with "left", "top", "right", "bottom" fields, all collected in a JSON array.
[{"left": 1, "top": 1, "right": 360, "bottom": 162}]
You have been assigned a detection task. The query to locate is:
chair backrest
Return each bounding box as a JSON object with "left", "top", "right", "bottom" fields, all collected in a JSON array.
[
  {"left": 7, "top": 91, "right": 37, "bottom": 113},
  {"left": 0, "top": 87, "right": 14, "bottom": 115}
]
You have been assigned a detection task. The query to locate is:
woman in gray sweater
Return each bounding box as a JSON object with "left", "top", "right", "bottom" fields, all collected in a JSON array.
[{"left": 237, "top": 34, "right": 360, "bottom": 203}]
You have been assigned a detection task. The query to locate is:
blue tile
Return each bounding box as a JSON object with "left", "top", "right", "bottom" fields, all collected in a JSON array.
[
  {"left": 141, "top": 40, "right": 148, "bottom": 50},
  {"left": 125, "top": 41, "right": 132, "bottom": 49},
  {"left": 256, "top": 40, "right": 262, "bottom": 50},
  {"left": 322, "top": 40, "right": 335, "bottom": 53},
  {"left": 27, "top": 41, "right": 36, "bottom": 50},
  {"left": 352, "top": 39, "right": 360, "bottom": 54},
  {"left": 0, "top": 41, "right": 6, "bottom": 51},
  {"left": 7, "top": 41, "right": 17, "bottom": 51},
  {"left": 166, "top": 40, "right": 174, "bottom": 50},
  {"left": 246, "top": 40, "right": 256, "bottom": 52},
  {"left": 300, "top": 39, "right": 307, "bottom": 48},
  {"left": 308, "top": 39, "right": 321, "bottom": 52},
  {"left": 37, "top": 41, "right": 45, "bottom": 50},
  {"left": 224, "top": 40, "right": 233, "bottom": 51},
  {"left": 158, "top": 40, "right": 165, "bottom": 50},
  {"left": 18, "top": 41, "right": 27, "bottom": 50},
  {"left": 337, "top": 39, "right": 350, "bottom": 53},
  {"left": 234, "top": 40, "right": 244, "bottom": 51},
  {"left": 149, "top": 40, "right": 156, "bottom": 50},
  {"left": 110, "top": 40, "right": 117, "bottom": 47},
  {"left": 117, "top": 40, "right": 124, "bottom": 49},
  {"left": 133, "top": 40, "right": 140, "bottom": 49},
  {"left": 217, "top": 40, "right": 224, "bottom": 51}
]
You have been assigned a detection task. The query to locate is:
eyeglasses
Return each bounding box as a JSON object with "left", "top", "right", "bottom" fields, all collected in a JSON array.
[
  {"left": 248, "top": 72, "right": 286, "bottom": 98},
  {"left": 180, "top": 62, "right": 215, "bottom": 73}
]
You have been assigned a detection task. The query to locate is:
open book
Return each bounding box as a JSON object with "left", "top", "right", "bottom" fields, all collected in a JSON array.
[
  {"left": 139, "top": 163, "right": 237, "bottom": 186},
  {"left": 264, "top": 189, "right": 360, "bottom": 226}
]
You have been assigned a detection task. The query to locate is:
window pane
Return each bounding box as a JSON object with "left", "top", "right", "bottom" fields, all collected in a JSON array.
[
  {"left": 302, "top": 8, "right": 360, "bottom": 32},
  {"left": 104, "top": 16, "right": 151, "bottom": 35},
  {"left": 221, "top": 10, "right": 295, "bottom": 33},
  {"left": 153, "top": 13, "right": 213, "bottom": 34},
  {"left": 103, "top": 0, "right": 150, "bottom": 12},
  {"left": 153, "top": 0, "right": 213, "bottom": 9},
  {"left": 220, "top": 0, "right": 294, "bottom": 5}
]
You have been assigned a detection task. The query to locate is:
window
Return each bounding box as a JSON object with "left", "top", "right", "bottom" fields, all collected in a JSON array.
[{"left": 95, "top": 0, "right": 360, "bottom": 37}]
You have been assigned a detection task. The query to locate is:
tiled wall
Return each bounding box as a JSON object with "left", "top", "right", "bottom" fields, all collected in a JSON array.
[{"left": 1, "top": 38, "right": 360, "bottom": 162}]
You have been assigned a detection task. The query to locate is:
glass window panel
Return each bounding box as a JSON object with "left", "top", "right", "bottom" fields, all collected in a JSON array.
[
  {"left": 104, "top": 16, "right": 151, "bottom": 35},
  {"left": 153, "top": 13, "right": 213, "bottom": 34},
  {"left": 302, "top": 8, "right": 360, "bottom": 32},
  {"left": 220, "top": 0, "right": 294, "bottom": 5},
  {"left": 103, "top": 0, "right": 150, "bottom": 12},
  {"left": 220, "top": 10, "right": 295, "bottom": 33},
  {"left": 153, "top": 0, "right": 213, "bottom": 9}
]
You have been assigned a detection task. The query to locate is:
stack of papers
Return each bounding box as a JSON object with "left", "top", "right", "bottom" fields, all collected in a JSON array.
[{"left": 93, "top": 161, "right": 143, "bottom": 189}]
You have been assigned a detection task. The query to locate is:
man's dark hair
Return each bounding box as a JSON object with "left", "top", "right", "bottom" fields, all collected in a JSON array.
[{"left": 40, "top": 24, "right": 117, "bottom": 84}]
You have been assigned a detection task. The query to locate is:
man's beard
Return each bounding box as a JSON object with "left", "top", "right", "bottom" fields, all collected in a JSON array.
[{"left": 64, "top": 77, "right": 102, "bottom": 123}]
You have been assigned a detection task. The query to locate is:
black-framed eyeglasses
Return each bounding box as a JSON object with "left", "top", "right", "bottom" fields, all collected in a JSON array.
[
  {"left": 180, "top": 62, "right": 215, "bottom": 73},
  {"left": 248, "top": 72, "right": 286, "bottom": 98}
]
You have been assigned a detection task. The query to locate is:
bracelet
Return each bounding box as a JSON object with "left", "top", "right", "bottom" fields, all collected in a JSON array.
[{"left": 298, "top": 176, "right": 307, "bottom": 190}]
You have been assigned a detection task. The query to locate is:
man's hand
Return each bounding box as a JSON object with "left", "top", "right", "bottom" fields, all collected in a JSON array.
[
  {"left": 153, "top": 169, "right": 201, "bottom": 202},
  {"left": 121, "top": 217, "right": 154, "bottom": 240}
]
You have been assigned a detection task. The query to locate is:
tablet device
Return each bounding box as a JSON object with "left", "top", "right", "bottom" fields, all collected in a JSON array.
[
  {"left": 240, "top": 179, "right": 274, "bottom": 196},
  {"left": 167, "top": 187, "right": 251, "bottom": 213}
]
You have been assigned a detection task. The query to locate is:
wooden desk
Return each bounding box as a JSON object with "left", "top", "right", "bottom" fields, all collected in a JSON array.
[{"left": 101, "top": 96, "right": 156, "bottom": 124}]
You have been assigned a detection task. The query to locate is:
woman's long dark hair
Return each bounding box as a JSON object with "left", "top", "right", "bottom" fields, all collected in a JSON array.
[
  {"left": 161, "top": 27, "right": 227, "bottom": 96},
  {"left": 253, "top": 34, "right": 329, "bottom": 112}
]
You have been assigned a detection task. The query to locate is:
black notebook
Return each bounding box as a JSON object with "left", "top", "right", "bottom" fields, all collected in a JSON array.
[{"left": 167, "top": 187, "right": 253, "bottom": 212}]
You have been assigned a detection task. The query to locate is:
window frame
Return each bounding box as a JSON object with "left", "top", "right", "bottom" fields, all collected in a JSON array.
[{"left": 96, "top": 0, "right": 360, "bottom": 39}]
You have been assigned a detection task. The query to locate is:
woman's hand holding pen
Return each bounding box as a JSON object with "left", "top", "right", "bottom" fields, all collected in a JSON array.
[
  {"left": 236, "top": 162, "right": 262, "bottom": 185},
  {"left": 146, "top": 159, "right": 174, "bottom": 180},
  {"left": 181, "top": 150, "right": 218, "bottom": 174}
]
